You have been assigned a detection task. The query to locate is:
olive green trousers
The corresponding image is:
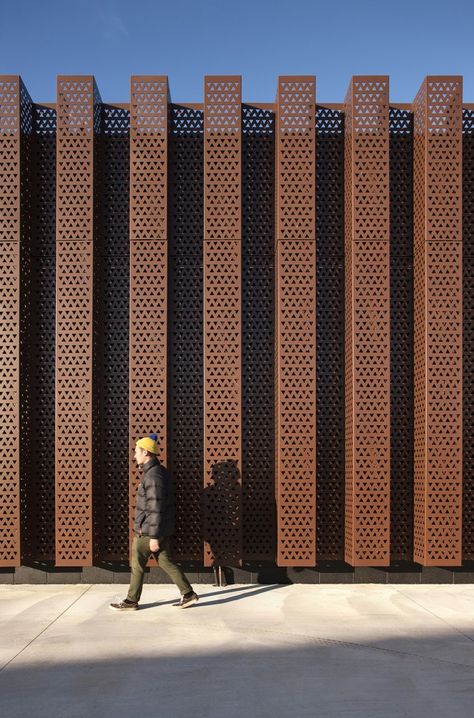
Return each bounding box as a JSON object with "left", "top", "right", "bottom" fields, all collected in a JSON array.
[{"left": 126, "top": 535, "right": 192, "bottom": 603}]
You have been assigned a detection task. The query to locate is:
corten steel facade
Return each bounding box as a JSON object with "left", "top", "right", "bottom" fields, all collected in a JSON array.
[{"left": 1, "top": 73, "right": 474, "bottom": 580}]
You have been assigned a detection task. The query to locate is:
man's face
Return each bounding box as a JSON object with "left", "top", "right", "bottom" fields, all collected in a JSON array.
[{"left": 134, "top": 445, "right": 148, "bottom": 466}]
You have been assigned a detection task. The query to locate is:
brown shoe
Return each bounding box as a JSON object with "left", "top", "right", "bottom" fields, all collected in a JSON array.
[
  {"left": 109, "top": 599, "right": 139, "bottom": 611},
  {"left": 172, "top": 591, "right": 199, "bottom": 608}
]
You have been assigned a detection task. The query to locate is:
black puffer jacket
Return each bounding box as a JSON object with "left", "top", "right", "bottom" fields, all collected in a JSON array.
[{"left": 133, "top": 457, "right": 175, "bottom": 539}]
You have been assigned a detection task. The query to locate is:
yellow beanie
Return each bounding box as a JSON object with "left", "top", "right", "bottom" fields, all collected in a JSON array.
[{"left": 136, "top": 436, "right": 159, "bottom": 455}]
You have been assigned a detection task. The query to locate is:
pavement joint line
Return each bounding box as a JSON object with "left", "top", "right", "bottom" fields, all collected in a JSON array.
[
  {"left": 0, "top": 584, "right": 93, "bottom": 675},
  {"left": 180, "top": 620, "right": 474, "bottom": 671},
  {"left": 392, "top": 587, "right": 474, "bottom": 645}
]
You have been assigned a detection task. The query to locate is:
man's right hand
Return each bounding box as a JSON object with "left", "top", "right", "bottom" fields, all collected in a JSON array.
[{"left": 149, "top": 538, "right": 159, "bottom": 553}]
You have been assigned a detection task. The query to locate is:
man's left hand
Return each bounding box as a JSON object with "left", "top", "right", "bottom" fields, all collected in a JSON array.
[{"left": 149, "top": 539, "right": 160, "bottom": 553}]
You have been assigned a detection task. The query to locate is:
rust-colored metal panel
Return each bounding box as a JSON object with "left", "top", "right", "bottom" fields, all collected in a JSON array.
[
  {"left": 203, "top": 76, "right": 242, "bottom": 566},
  {"left": 129, "top": 77, "right": 168, "bottom": 551},
  {"left": 55, "top": 77, "right": 99, "bottom": 566},
  {"left": 463, "top": 105, "right": 474, "bottom": 560},
  {"left": 0, "top": 77, "right": 30, "bottom": 566},
  {"left": 275, "top": 77, "right": 316, "bottom": 566},
  {"left": 130, "top": 77, "right": 168, "bottom": 242},
  {"left": 344, "top": 76, "right": 391, "bottom": 567},
  {"left": 0, "top": 76, "right": 33, "bottom": 566},
  {"left": 0, "top": 242, "right": 19, "bottom": 567},
  {"left": 203, "top": 240, "right": 242, "bottom": 566},
  {"left": 204, "top": 76, "right": 241, "bottom": 241},
  {"left": 413, "top": 77, "right": 463, "bottom": 566},
  {"left": 276, "top": 77, "right": 316, "bottom": 241},
  {"left": 4, "top": 73, "right": 474, "bottom": 573},
  {"left": 276, "top": 241, "right": 317, "bottom": 566},
  {"left": 0, "top": 77, "right": 20, "bottom": 243},
  {"left": 129, "top": 239, "right": 168, "bottom": 455}
]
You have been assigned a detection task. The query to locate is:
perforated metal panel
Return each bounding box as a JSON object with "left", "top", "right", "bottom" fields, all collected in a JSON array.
[
  {"left": 1, "top": 74, "right": 474, "bottom": 572},
  {"left": 316, "top": 106, "right": 345, "bottom": 561},
  {"left": 129, "top": 78, "right": 169, "bottom": 551},
  {"left": 413, "top": 77, "right": 463, "bottom": 566},
  {"left": 275, "top": 77, "right": 317, "bottom": 566},
  {"left": 389, "top": 107, "right": 414, "bottom": 562},
  {"left": 344, "top": 77, "right": 390, "bottom": 567},
  {"left": 169, "top": 104, "right": 204, "bottom": 561},
  {"left": 0, "top": 77, "right": 22, "bottom": 566},
  {"left": 97, "top": 104, "right": 130, "bottom": 561},
  {"left": 203, "top": 77, "right": 242, "bottom": 567},
  {"left": 242, "top": 104, "right": 276, "bottom": 560},
  {"left": 18, "top": 84, "right": 33, "bottom": 560},
  {"left": 463, "top": 105, "right": 474, "bottom": 560},
  {"left": 25, "top": 103, "right": 56, "bottom": 561},
  {"left": 55, "top": 77, "right": 99, "bottom": 565},
  {"left": 204, "top": 77, "right": 241, "bottom": 240}
]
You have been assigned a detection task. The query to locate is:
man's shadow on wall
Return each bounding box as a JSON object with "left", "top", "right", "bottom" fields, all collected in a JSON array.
[{"left": 202, "top": 459, "right": 242, "bottom": 584}]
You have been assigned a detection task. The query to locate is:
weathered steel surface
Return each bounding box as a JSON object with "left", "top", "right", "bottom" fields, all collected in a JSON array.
[
  {"left": 55, "top": 77, "right": 99, "bottom": 566},
  {"left": 344, "top": 77, "right": 391, "bottom": 566},
  {"left": 203, "top": 77, "right": 242, "bottom": 567},
  {"left": 0, "top": 77, "right": 24, "bottom": 566},
  {"left": 275, "top": 77, "right": 317, "bottom": 566},
  {"left": 0, "top": 74, "right": 470, "bottom": 570},
  {"left": 129, "top": 77, "right": 169, "bottom": 555},
  {"left": 413, "top": 77, "right": 463, "bottom": 566}
]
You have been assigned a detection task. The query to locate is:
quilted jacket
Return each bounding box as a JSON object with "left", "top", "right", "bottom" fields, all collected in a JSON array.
[{"left": 133, "top": 457, "right": 175, "bottom": 539}]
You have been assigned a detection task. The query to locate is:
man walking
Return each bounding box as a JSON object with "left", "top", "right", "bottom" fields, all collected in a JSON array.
[{"left": 110, "top": 434, "right": 199, "bottom": 611}]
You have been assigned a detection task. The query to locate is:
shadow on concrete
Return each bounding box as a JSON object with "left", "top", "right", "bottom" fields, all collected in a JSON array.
[
  {"left": 139, "top": 583, "right": 283, "bottom": 610},
  {"left": 1, "top": 626, "right": 473, "bottom": 718}
]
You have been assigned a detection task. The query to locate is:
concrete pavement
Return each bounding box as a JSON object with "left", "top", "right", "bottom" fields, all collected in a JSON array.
[{"left": 1, "top": 583, "right": 474, "bottom": 717}]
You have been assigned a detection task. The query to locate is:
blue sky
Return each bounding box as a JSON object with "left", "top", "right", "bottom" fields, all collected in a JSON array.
[{"left": 1, "top": 0, "right": 473, "bottom": 103}]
